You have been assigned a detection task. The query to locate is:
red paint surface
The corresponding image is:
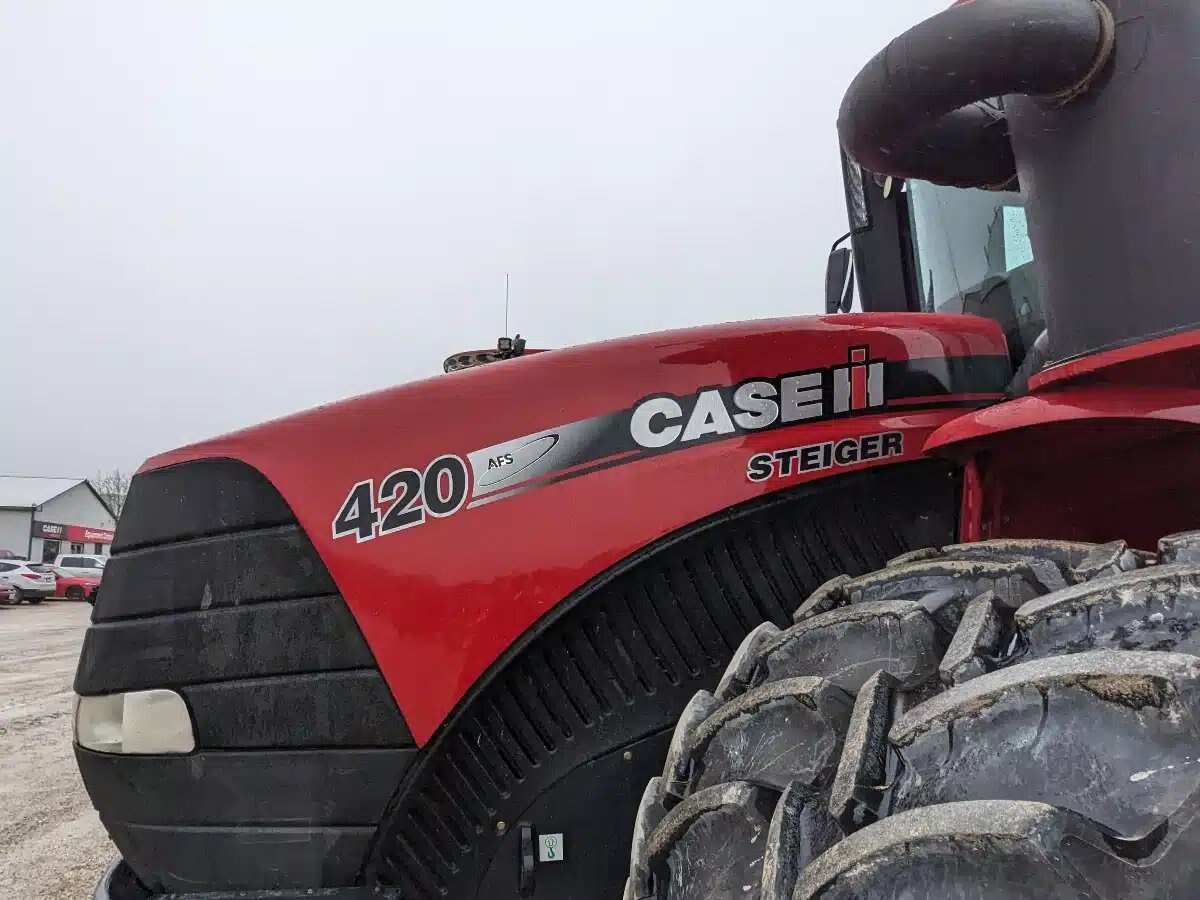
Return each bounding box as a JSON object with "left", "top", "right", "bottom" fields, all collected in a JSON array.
[
  {"left": 66, "top": 525, "right": 114, "bottom": 544},
  {"left": 976, "top": 418, "right": 1200, "bottom": 551},
  {"left": 888, "top": 392, "right": 1000, "bottom": 409},
  {"left": 924, "top": 385, "right": 1200, "bottom": 551},
  {"left": 959, "top": 459, "right": 983, "bottom": 543},
  {"left": 143, "top": 314, "right": 1007, "bottom": 744},
  {"left": 851, "top": 362, "right": 868, "bottom": 410},
  {"left": 1030, "top": 328, "right": 1200, "bottom": 392},
  {"left": 925, "top": 387, "right": 1200, "bottom": 455}
]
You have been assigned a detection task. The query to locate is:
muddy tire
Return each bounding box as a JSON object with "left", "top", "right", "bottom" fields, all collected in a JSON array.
[{"left": 625, "top": 534, "right": 1200, "bottom": 899}]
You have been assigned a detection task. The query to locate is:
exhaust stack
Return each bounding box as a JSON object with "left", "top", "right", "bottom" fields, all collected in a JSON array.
[{"left": 838, "top": 0, "right": 1200, "bottom": 362}]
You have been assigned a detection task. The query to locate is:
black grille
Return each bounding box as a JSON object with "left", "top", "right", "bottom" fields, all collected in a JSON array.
[{"left": 74, "top": 458, "right": 416, "bottom": 895}]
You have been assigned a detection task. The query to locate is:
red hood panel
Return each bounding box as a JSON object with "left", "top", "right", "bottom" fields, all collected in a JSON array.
[{"left": 144, "top": 314, "right": 1008, "bottom": 743}]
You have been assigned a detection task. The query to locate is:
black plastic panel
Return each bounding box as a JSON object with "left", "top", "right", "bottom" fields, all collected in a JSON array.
[
  {"left": 367, "top": 461, "right": 961, "bottom": 898},
  {"left": 113, "top": 459, "right": 296, "bottom": 552},
  {"left": 108, "top": 822, "right": 375, "bottom": 894},
  {"left": 75, "top": 596, "right": 374, "bottom": 694},
  {"left": 96, "top": 524, "right": 336, "bottom": 622},
  {"left": 476, "top": 729, "right": 673, "bottom": 899},
  {"left": 183, "top": 670, "right": 413, "bottom": 749},
  {"left": 76, "top": 458, "right": 416, "bottom": 896},
  {"left": 78, "top": 747, "right": 415, "bottom": 826}
]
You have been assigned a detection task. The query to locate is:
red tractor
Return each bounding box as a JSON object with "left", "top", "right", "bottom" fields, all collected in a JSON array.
[{"left": 82, "top": 1, "right": 1200, "bottom": 898}]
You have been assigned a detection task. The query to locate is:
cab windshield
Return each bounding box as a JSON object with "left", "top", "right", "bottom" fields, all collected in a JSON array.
[{"left": 906, "top": 180, "right": 1044, "bottom": 364}]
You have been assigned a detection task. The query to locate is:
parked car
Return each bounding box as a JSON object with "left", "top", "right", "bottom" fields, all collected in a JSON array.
[
  {"left": 0, "top": 560, "right": 56, "bottom": 604},
  {"left": 0, "top": 549, "right": 19, "bottom": 560},
  {"left": 48, "top": 566, "right": 101, "bottom": 603},
  {"left": 53, "top": 553, "right": 108, "bottom": 577}
]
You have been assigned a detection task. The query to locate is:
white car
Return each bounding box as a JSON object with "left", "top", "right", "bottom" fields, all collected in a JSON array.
[
  {"left": 54, "top": 553, "right": 108, "bottom": 577},
  {"left": 0, "top": 560, "right": 56, "bottom": 604}
]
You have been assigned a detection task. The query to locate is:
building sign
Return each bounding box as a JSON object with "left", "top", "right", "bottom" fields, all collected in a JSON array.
[
  {"left": 30, "top": 521, "right": 114, "bottom": 544},
  {"left": 67, "top": 525, "right": 115, "bottom": 544}
]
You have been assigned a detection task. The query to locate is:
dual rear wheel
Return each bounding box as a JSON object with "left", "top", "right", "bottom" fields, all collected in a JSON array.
[{"left": 625, "top": 534, "right": 1200, "bottom": 899}]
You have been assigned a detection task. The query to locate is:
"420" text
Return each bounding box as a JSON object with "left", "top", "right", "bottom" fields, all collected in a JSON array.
[{"left": 331, "top": 455, "right": 469, "bottom": 542}]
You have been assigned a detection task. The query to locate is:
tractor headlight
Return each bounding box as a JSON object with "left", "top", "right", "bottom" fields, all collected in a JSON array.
[{"left": 75, "top": 689, "right": 195, "bottom": 755}]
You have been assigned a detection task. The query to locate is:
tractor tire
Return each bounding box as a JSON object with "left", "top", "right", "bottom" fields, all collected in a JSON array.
[{"left": 625, "top": 533, "right": 1200, "bottom": 900}]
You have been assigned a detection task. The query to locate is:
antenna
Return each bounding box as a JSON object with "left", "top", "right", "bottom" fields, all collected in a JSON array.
[{"left": 491, "top": 273, "right": 525, "bottom": 360}]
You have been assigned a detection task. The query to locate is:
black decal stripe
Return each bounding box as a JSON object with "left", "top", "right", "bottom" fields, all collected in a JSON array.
[
  {"left": 464, "top": 353, "right": 1010, "bottom": 502},
  {"left": 472, "top": 397, "right": 996, "bottom": 507}
]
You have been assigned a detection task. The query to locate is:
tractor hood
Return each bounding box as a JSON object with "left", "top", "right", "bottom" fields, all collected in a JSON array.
[{"left": 137, "top": 313, "right": 1008, "bottom": 741}]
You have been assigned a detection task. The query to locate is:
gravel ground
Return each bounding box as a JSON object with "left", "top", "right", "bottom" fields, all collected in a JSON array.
[{"left": 0, "top": 600, "right": 112, "bottom": 900}]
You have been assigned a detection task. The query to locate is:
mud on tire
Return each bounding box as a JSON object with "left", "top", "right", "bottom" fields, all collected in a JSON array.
[{"left": 624, "top": 533, "right": 1200, "bottom": 899}]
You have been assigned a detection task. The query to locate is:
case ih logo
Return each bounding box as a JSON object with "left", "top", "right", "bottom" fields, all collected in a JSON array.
[
  {"left": 31, "top": 520, "right": 66, "bottom": 539},
  {"left": 30, "top": 521, "right": 115, "bottom": 543},
  {"left": 629, "top": 345, "right": 886, "bottom": 450}
]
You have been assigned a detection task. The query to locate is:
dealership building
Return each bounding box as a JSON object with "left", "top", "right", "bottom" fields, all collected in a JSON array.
[{"left": 0, "top": 476, "right": 117, "bottom": 563}]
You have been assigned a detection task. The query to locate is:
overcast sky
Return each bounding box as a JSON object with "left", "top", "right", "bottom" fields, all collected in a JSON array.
[{"left": 1, "top": 1, "right": 945, "bottom": 478}]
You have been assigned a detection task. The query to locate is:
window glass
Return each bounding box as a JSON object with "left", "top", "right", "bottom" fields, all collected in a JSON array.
[{"left": 906, "top": 179, "right": 1044, "bottom": 366}]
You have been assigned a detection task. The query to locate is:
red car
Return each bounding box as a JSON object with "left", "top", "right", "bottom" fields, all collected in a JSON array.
[{"left": 50, "top": 567, "right": 100, "bottom": 603}]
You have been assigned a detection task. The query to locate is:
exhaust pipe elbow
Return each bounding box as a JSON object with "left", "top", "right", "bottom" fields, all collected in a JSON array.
[{"left": 838, "top": 0, "right": 1114, "bottom": 189}]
